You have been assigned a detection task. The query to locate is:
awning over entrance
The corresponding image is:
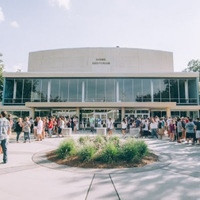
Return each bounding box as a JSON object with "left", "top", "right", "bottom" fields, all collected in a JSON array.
[{"left": 25, "top": 102, "right": 176, "bottom": 109}]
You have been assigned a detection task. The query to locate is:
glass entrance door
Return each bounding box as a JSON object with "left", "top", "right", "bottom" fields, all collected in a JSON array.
[{"left": 94, "top": 113, "right": 107, "bottom": 128}]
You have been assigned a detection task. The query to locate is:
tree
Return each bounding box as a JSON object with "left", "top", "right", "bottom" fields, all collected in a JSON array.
[
  {"left": 182, "top": 59, "right": 200, "bottom": 72},
  {"left": 0, "top": 53, "right": 4, "bottom": 101}
]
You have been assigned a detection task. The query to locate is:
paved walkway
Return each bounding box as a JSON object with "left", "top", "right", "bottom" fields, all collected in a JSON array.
[{"left": 1, "top": 133, "right": 200, "bottom": 200}]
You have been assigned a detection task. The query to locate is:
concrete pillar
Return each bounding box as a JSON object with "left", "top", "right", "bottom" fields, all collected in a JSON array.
[
  {"left": 116, "top": 81, "right": 119, "bottom": 102},
  {"left": 82, "top": 81, "right": 85, "bottom": 102},
  {"left": 30, "top": 107, "right": 35, "bottom": 119},
  {"left": 185, "top": 80, "right": 189, "bottom": 103},
  {"left": 121, "top": 107, "right": 125, "bottom": 121},
  {"left": 151, "top": 80, "right": 154, "bottom": 102},
  {"left": 166, "top": 107, "right": 171, "bottom": 118},
  {"left": 47, "top": 80, "right": 51, "bottom": 102}
]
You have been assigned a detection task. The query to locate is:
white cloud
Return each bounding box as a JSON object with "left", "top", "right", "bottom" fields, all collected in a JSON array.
[
  {"left": 49, "top": 0, "right": 71, "bottom": 10},
  {"left": 0, "top": 7, "right": 5, "bottom": 23},
  {"left": 10, "top": 21, "right": 19, "bottom": 28}
]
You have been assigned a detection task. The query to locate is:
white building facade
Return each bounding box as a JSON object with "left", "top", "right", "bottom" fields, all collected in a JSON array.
[{"left": 2, "top": 47, "right": 199, "bottom": 125}]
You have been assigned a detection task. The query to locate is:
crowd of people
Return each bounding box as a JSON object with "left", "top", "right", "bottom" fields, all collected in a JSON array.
[
  {"left": 1, "top": 111, "right": 200, "bottom": 164},
  {"left": 14, "top": 115, "right": 80, "bottom": 142},
  {"left": 120, "top": 116, "right": 200, "bottom": 145}
]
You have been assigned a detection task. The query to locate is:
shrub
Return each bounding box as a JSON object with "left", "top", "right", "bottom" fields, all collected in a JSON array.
[
  {"left": 97, "top": 142, "right": 118, "bottom": 163},
  {"left": 94, "top": 135, "right": 104, "bottom": 144},
  {"left": 78, "top": 136, "right": 90, "bottom": 144},
  {"left": 119, "top": 139, "right": 148, "bottom": 162},
  {"left": 108, "top": 136, "right": 120, "bottom": 147},
  {"left": 119, "top": 138, "right": 137, "bottom": 162},
  {"left": 78, "top": 143, "right": 97, "bottom": 161},
  {"left": 56, "top": 139, "right": 77, "bottom": 159},
  {"left": 134, "top": 140, "right": 148, "bottom": 157}
]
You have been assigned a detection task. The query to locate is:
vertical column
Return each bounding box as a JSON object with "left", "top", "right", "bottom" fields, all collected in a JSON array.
[
  {"left": 13, "top": 80, "right": 17, "bottom": 99},
  {"left": 121, "top": 107, "right": 125, "bottom": 121},
  {"left": 151, "top": 80, "right": 154, "bottom": 102},
  {"left": 166, "top": 107, "right": 171, "bottom": 118},
  {"left": 82, "top": 81, "right": 85, "bottom": 102},
  {"left": 47, "top": 80, "right": 51, "bottom": 102},
  {"left": 116, "top": 81, "right": 119, "bottom": 102},
  {"left": 30, "top": 107, "right": 35, "bottom": 119},
  {"left": 76, "top": 107, "right": 80, "bottom": 129},
  {"left": 185, "top": 80, "right": 189, "bottom": 103}
]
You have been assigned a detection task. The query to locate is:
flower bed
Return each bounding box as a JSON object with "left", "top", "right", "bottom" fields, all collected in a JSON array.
[{"left": 47, "top": 136, "right": 158, "bottom": 168}]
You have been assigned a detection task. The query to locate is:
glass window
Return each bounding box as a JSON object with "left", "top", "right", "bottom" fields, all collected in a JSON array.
[
  {"left": 123, "top": 79, "right": 133, "bottom": 102},
  {"left": 32, "top": 79, "right": 41, "bottom": 102},
  {"left": 86, "top": 79, "right": 96, "bottom": 102},
  {"left": 97, "top": 79, "right": 105, "bottom": 102},
  {"left": 41, "top": 79, "right": 48, "bottom": 102},
  {"left": 15, "top": 79, "right": 23, "bottom": 103},
  {"left": 179, "top": 80, "right": 186, "bottom": 103},
  {"left": 21, "top": 111, "right": 30, "bottom": 119},
  {"left": 142, "top": 79, "right": 151, "bottom": 102},
  {"left": 171, "top": 111, "right": 180, "bottom": 118},
  {"left": 60, "top": 79, "right": 68, "bottom": 102},
  {"left": 4, "top": 79, "right": 14, "bottom": 104},
  {"left": 118, "top": 79, "right": 123, "bottom": 102},
  {"left": 161, "top": 79, "right": 170, "bottom": 102},
  {"left": 188, "top": 79, "right": 197, "bottom": 103},
  {"left": 23, "top": 79, "right": 32, "bottom": 103},
  {"left": 170, "top": 80, "right": 178, "bottom": 103},
  {"left": 50, "top": 79, "right": 60, "bottom": 102},
  {"left": 153, "top": 79, "right": 161, "bottom": 102},
  {"left": 77, "top": 79, "right": 83, "bottom": 102},
  {"left": 69, "top": 79, "right": 78, "bottom": 102},
  {"left": 105, "top": 79, "right": 115, "bottom": 102},
  {"left": 134, "top": 79, "right": 142, "bottom": 102}
]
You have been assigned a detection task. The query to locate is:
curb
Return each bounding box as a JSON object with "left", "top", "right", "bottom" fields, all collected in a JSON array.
[{"left": 32, "top": 148, "right": 172, "bottom": 174}]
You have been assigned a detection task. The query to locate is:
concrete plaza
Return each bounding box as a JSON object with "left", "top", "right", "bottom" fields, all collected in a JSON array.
[{"left": 1, "top": 133, "right": 200, "bottom": 200}]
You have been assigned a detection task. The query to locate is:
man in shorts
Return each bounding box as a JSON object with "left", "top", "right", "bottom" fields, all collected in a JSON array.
[
  {"left": 0, "top": 111, "right": 11, "bottom": 163},
  {"left": 185, "top": 118, "right": 195, "bottom": 145}
]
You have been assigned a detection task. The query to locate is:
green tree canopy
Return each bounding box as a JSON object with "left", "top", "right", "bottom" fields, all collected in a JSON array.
[{"left": 182, "top": 59, "right": 200, "bottom": 72}]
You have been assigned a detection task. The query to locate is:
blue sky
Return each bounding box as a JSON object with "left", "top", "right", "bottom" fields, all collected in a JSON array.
[{"left": 0, "top": 0, "right": 200, "bottom": 72}]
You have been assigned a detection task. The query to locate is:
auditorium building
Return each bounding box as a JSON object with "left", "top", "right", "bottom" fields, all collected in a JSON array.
[{"left": 1, "top": 47, "right": 199, "bottom": 125}]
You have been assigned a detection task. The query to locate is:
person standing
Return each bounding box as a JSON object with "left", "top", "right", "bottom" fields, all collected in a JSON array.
[
  {"left": 15, "top": 118, "right": 23, "bottom": 143},
  {"left": 0, "top": 111, "right": 11, "bottom": 164},
  {"left": 150, "top": 118, "right": 158, "bottom": 139},
  {"left": 30, "top": 117, "right": 34, "bottom": 134},
  {"left": 48, "top": 118, "right": 53, "bottom": 137},
  {"left": 36, "top": 117, "right": 43, "bottom": 141},
  {"left": 23, "top": 117, "right": 31, "bottom": 143},
  {"left": 177, "top": 118, "right": 183, "bottom": 143},
  {"left": 89, "top": 116, "right": 95, "bottom": 133},
  {"left": 143, "top": 119, "right": 149, "bottom": 138},
  {"left": 169, "top": 120, "right": 176, "bottom": 142},
  {"left": 107, "top": 118, "right": 113, "bottom": 135},
  {"left": 121, "top": 118, "right": 127, "bottom": 137},
  {"left": 58, "top": 117, "right": 64, "bottom": 137},
  {"left": 185, "top": 118, "right": 195, "bottom": 145},
  {"left": 33, "top": 119, "right": 38, "bottom": 139}
]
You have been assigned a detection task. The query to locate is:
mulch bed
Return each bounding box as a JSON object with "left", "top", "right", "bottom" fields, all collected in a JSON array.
[{"left": 46, "top": 150, "right": 158, "bottom": 169}]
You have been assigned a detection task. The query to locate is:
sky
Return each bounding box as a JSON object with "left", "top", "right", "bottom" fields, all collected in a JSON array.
[{"left": 0, "top": 0, "right": 200, "bottom": 72}]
